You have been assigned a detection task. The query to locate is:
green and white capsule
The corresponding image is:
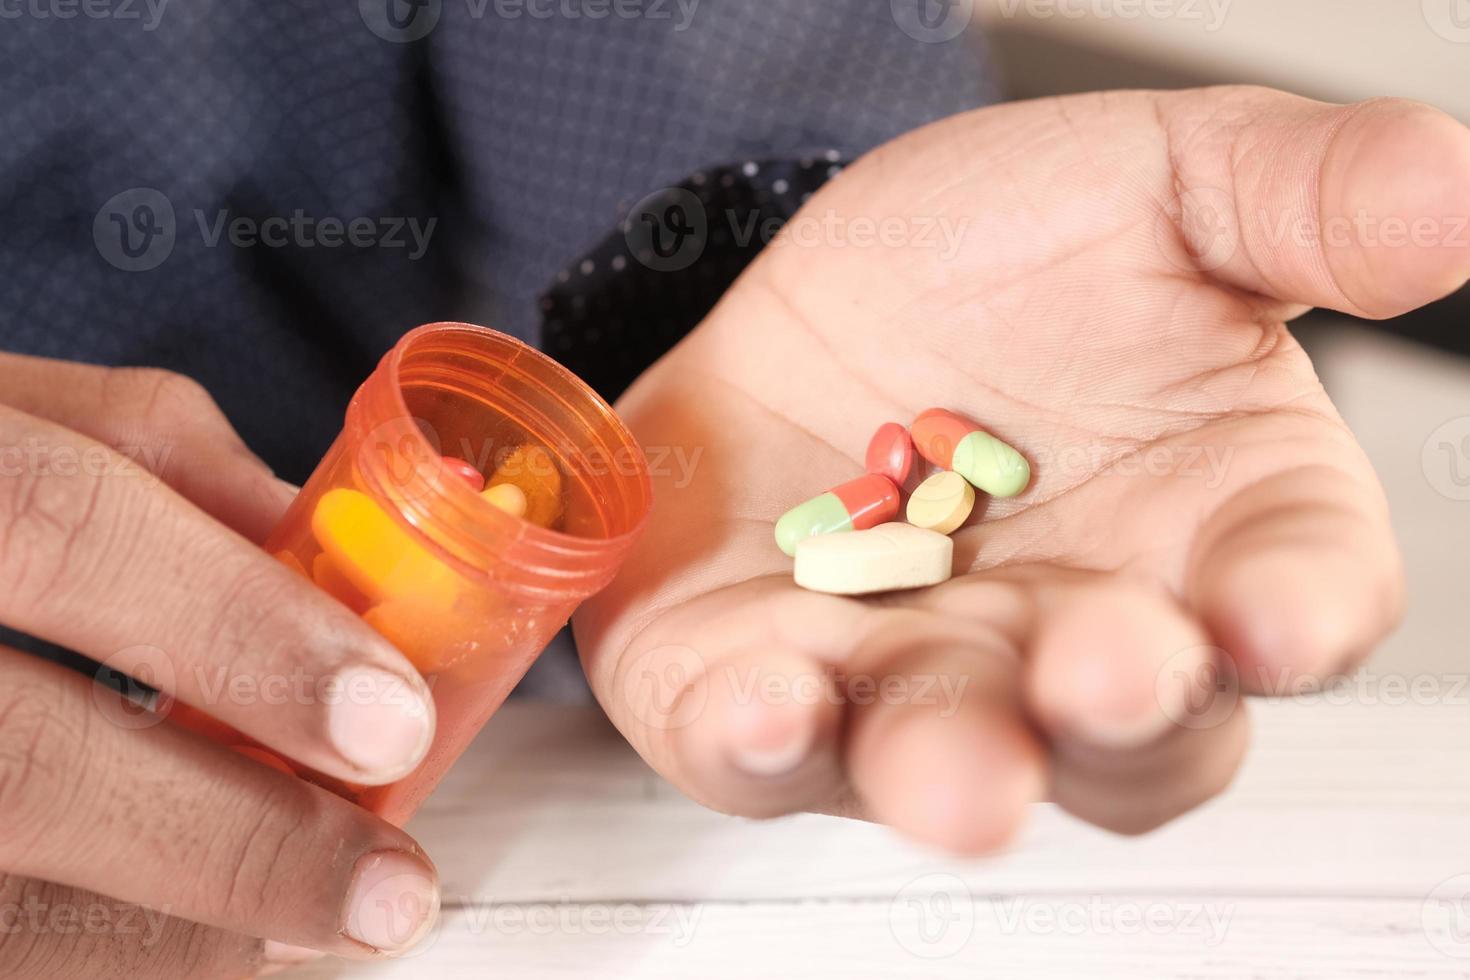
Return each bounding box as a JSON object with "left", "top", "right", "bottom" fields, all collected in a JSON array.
[
  {"left": 774, "top": 474, "right": 902, "bottom": 557},
  {"left": 910, "top": 409, "right": 1030, "bottom": 498}
]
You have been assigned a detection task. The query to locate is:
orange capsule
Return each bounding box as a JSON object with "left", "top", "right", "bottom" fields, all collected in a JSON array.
[
  {"left": 310, "top": 488, "right": 461, "bottom": 607},
  {"left": 166, "top": 701, "right": 239, "bottom": 742},
  {"left": 440, "top": 456, "right": 485, "bottom": 492},
  {"left": 312, "top": 551, "right": 373, "bottom": 614},
  {"left": 364, "top": 597, "right": 476, "bottom": 675},
  {"left": 865, "top": 422, "right": 915, "bottom": 486},
  {"left": 774, "top": 473, "right": 901, "bottom": 557},
  {"left": 911, "top": 409, "right": 1031, "bottom": 499}
]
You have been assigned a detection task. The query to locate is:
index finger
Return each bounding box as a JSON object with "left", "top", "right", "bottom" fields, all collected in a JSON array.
[{"left": 0, "top": 403, "right": 435, "bottom": 786}]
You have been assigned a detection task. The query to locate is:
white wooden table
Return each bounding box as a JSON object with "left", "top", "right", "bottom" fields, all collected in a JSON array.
[{"left": 301, "top": 325, "right": 1470, "bottom": 979}]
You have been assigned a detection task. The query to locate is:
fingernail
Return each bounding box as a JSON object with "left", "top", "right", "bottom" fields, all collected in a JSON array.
[
  {"left": 262, "top": 941, "right": 323, "bottom": 970},
  {"left": 342, "top": 850, "right": 440, "bottom": 953},
  {"left": 730, "top": 717, "right": 816, "bottom": 777},
  {"left": 733, "top": 738, "right": 811, "bottom": 776},
  {"left": 328, "top": 668, "right": 434, "bottom": 778}
]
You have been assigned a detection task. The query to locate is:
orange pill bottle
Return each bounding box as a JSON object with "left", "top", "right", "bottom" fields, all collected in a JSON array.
[{"left": 257, "top": 322, "right": 650, "bottom": 824}]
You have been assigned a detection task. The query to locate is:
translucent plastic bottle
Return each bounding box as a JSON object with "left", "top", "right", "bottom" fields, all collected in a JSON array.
[{"left": 237, "top": 322, "right": 650, "bottom": 824}]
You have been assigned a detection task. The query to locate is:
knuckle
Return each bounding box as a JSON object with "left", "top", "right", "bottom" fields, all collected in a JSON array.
[
  {"left": 108, "top": 367, "right": 221, "bottom": 433},
  {"left": 0, "top": 679, "right": 87, "bottom": 853},
  {"left": 0, "top": 874, "right": 252, "bottom": 980},
  {"left": 0, "top": 457, "right": 110, "bottom": 612},
  {"left": 195, "top": 555, "right": 324, "bottom": 690},
  {"left": 102, "top": 368, "right": 249, "bottom": 484},
  {"left": 0, "top": 874, "right": 37, "bottom": 978},
  {"left": 152, "top": 919, "right": 261, "bottom": 980},
  {"left": 0, "top": 875, "right": 56, "bottom": 978},
  {"left": 212, "top": 789, "right": 316, "bottom": 924}
]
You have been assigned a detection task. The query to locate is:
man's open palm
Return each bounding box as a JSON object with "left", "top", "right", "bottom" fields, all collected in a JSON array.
[{"left": 575, "top": 87, "right": 1470, "bottom": 852}]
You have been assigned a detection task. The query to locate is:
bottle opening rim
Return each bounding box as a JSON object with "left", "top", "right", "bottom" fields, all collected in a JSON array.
[{"left": 346, "top": 322, "right": 653, "bottom": 599}]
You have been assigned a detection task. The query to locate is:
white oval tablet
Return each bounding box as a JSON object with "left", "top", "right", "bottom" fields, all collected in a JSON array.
[{"left": 794, "top": 522, "right": 954, "bottom": 596}]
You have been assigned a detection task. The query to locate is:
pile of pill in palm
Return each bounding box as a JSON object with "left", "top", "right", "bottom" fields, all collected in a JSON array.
[{"left": 775, "top": 409, "right": 1028, "bottom": 596}]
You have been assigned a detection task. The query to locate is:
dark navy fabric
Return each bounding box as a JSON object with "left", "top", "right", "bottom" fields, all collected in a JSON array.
[
  {"left": 541, "top": 154, "right": 855, "bottom": 400},
  {"left": 0, "top": 0, "right": 997, "bottom": 484}
]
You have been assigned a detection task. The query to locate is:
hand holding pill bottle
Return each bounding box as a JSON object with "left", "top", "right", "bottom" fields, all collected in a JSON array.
[{"left": 184, "top": 324, "right": 651, "bottom": 825}]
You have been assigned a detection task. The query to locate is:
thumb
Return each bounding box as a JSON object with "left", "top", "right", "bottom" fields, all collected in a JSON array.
[
  {"left": 0, "top": 354, "right": 295, "bottom": 543},
  {"left": 1156, "top": 87, "right": 1470, "bottom": 318}
]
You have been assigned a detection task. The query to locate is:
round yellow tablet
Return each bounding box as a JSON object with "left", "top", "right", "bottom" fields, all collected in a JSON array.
[{"left": 905, "top": 471, "right": 975, "bottom": 536}]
